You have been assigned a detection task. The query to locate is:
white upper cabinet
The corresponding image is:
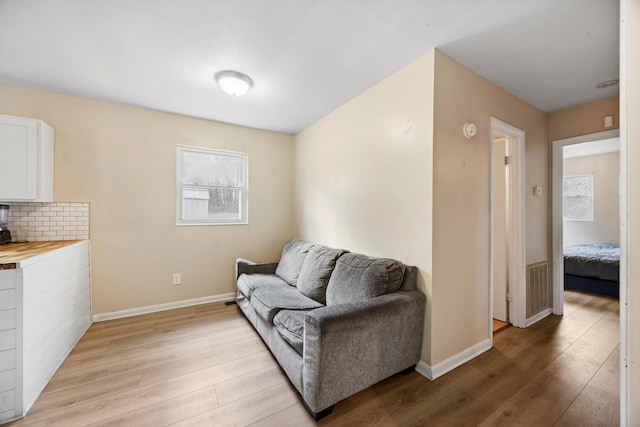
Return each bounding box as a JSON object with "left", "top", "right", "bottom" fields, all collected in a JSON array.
[{"left": 0, "top": 114, "right": 54, "bottom": 202}]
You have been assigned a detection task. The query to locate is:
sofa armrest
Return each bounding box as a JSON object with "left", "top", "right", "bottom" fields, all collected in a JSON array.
[
  {"left": 235, "top": 257, "right": 278, "bottom": 279},
  {"left": 302, "top": 290, "right": 425, "bottom": 413}
]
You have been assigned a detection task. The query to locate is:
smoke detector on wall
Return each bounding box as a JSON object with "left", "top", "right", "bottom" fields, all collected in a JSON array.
[{"left": 463, "top": 122, "right": 477, "bottom": 139}]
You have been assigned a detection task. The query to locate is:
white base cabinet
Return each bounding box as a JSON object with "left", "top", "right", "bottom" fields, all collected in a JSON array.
[{"left": 0, "top": 241, "right": 91, "bottom": 424}]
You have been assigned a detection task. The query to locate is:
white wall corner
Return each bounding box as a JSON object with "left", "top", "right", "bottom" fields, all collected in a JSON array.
[
  {"left": 415, "top": 339, "right": 492, "bottom": 381},
  {"left": 415, "top": 360, "right": 434, "bottom": 380},
  {"left": 92, "top": 292, "right": 236, "bottom": 322}
]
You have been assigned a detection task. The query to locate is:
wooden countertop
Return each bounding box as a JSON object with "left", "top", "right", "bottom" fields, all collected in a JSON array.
[{"left": 0, "top": 240, "right": 83, "bottom": 269}]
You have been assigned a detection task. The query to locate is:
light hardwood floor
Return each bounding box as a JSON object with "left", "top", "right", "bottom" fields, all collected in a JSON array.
[{"left": 8, "top": 290, "right": 619, "bottom": 426}]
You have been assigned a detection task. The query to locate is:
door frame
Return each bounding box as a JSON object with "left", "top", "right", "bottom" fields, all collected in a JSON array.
[
  {"left": 489, "top": 117, "right": 526, "bottom": 339},
  {"left": 550, "top": 129, "right": 620, "bottom": 315}
]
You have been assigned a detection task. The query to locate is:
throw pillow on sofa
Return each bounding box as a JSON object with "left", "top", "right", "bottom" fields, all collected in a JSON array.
[
  {"left": 275, "top": 239, "right": 314, "bottom": 287},
  {"left": 297, "top": 245, "right": 348, "bottom": 304},
  {"left": 326, "top": 252, "right": 405, "bottom": 305}
]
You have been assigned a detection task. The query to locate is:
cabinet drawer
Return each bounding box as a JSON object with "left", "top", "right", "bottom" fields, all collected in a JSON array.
[
  {"left": 0, "top": 350, "right": 15, "bottom": 372},
  {"left": 0, "top": 292, "right": 15, "bottom": 312},
  {"left": 0, "top": 331, "right": 15, "bottom": 353},
  {"left": 0, "top": 311, "right": 15, "bottom": 331}
]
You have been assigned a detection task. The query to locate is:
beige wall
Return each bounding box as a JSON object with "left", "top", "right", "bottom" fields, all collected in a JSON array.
[
  {"left": 563, "top": 152, "right": 620, "bottom": 247},
  {"left": 549, "top": 97, "right": 619, "bottom": 141},
  {"left": 431, "top": 51, "right": 549, "bottom": 364},
  {"left": 293, "top": 52, "right": 435, "bottom": 363},
  {"left": 294, "top": 49, "right": 550, "bottom": 367},
  {"left": 0, "top": 83, "right": 294, "bottom": 315}
]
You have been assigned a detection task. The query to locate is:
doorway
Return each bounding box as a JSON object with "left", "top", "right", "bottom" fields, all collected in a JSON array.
[
  {"left": 551, "top": 129, "right": 620, "bottom": 314},
  {"left": 490, "top": 117, "right": 526, "bottom": 340}
]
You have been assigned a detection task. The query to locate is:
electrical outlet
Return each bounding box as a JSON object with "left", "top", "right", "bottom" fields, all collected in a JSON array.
[{"left": 172, "top": 273, "right": 181, "bottom": 285}]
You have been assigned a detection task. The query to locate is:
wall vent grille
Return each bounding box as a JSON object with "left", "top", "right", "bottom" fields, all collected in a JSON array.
[{"left": 527, "top": 261, "right": 550, "bottom": 317}]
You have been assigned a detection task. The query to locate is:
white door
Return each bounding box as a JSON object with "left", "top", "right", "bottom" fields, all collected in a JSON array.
[
  {"left": 492, "top": 136, "right": 509, "bottom": 322},
  {"left": 490, "top": 117, "right": 526, "bottom": 330}
]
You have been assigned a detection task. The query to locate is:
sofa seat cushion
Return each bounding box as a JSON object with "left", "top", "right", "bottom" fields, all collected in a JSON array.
[
  {"left": 273, "top": 309, "right": 311, "bottom": 355},
  {"left": 251, "top": 285, "right": 323, "bottom": 324},
  {"left": 275, "top": 239, "right": 315, "bottom": 287},
  {"left": 297, "top": 245, "right": 348, "bottom": 304},
  {"left": 326, "top": 253, "right": 406, "bottom": 306},
  {"left": 237, "top": 273, "right": 289, "bottom": 300}
]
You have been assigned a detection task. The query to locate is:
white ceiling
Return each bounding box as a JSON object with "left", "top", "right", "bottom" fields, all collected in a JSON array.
[{"left": 0, "top": 0, "right": 619, "bottom": 134}]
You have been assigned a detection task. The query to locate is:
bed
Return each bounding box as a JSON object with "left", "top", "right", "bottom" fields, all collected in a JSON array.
[{"left": 564, "top": 242, "right": 619, "bottom": 298}]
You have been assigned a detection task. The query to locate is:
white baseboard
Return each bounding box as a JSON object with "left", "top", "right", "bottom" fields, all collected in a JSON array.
[
  {"left": 415, "top": 338, "right": 492, "bottom": 381},
  {"left": 526, "top": 307, "right": 553, "bottom": 327},
  {"left": 415, "top": 360, "right": 434, "bottom": 380},
  {"left": 92, "top": 292, "right": 236, "bottom": 322}
]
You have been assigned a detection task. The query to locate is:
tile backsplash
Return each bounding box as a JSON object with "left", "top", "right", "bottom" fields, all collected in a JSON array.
[{"left": 5, "top": 202, "right": 89, "bottom": 242}]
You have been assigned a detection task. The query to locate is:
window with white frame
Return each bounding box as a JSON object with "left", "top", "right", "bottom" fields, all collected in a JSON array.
[
  {"left": 176, "top": 145, "right": 248, "bottom": 225},
  {"left": 563, "top": 173, "right": 594, "bottom": 221}
]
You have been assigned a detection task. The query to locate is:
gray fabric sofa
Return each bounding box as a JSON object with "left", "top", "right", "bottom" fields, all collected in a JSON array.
[{"left": 235, "top": 239, "right": 425, "bottom": 420}]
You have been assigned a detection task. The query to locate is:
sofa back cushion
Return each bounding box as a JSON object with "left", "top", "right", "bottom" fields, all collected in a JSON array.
[
  {"left": 275, "top": 239, "right": 314, "bottom": 286},
  {"left": 297, "top": 245, "right": 348, "bottom": 304},
  {"left": 326, "top": 253, "right": 406, "bottom": 305}
]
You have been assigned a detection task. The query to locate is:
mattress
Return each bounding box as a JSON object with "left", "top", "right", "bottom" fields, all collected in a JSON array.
[{"left": 563, "top": 242, "right": 620, "bottom": 282}]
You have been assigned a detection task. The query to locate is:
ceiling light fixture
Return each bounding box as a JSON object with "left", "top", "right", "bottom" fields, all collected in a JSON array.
[
  {"left": 215, "top": 70, "right": 253, "bottom": 96},
  {"left": 596, "top": 79, "right": 619, "bottom": 89}
]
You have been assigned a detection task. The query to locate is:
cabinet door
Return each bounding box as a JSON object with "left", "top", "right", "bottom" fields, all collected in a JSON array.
[{"left": 0, "top": 116, "right": 38, "bottom": 200}]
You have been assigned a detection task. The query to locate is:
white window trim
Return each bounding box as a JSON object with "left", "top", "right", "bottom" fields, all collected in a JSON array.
[{"left": 176, "top": 144, "right": 248, "bottom": 226}]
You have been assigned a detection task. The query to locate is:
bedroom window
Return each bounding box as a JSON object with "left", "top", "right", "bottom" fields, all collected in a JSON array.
[
  {"left": 563, "top": 173, "right": 593, "bottom": 221},
  {"left": 176, "top": 145, "right": 248, "bottom": 225}
]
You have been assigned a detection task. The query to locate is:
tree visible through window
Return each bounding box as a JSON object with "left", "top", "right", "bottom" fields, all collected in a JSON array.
[{"left": 177, "top": 145, "right": 248, "bottom": 224}]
